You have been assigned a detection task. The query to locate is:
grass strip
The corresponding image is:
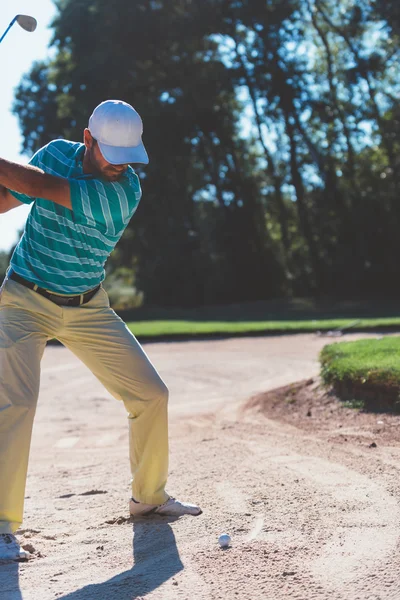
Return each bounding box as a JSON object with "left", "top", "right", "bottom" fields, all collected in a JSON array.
[{"left": 126, "top": 317, "right": 400, "bottom": 338}]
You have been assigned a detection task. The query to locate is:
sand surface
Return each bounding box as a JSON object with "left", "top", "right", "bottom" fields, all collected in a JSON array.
[{"left": 1, "top": 332, "right": 400, "bottom": 599}]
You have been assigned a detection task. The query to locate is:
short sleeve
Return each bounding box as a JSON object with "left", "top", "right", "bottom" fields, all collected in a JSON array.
[
  {"left": 8, "top": 145, "right": 47, "bottom": 205},
  {"left": 69, "top": 170, "right": 142, "bottom": 233}
]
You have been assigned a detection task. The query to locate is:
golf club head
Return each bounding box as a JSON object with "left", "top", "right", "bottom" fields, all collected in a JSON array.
[{"left": 16, "top": 15, "right": 37, "bottom": 33}]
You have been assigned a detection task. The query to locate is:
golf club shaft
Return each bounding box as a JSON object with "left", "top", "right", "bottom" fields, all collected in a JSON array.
[{"left": 0, "top": 17, "right": 17, "bottom": 44}]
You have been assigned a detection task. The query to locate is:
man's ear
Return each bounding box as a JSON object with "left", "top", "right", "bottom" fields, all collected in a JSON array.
[{"left": 83, "top": 128, "right": 94, "bottom": 149}]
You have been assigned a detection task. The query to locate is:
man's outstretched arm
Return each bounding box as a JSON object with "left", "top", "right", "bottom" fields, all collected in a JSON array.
[{"left": 0, "top": 158, "right": 72, "bottom": 210}]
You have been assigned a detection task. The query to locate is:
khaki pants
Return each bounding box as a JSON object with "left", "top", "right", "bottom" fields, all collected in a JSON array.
[{"left": 0, "top": 278, "right": 169, "bottom": 534}]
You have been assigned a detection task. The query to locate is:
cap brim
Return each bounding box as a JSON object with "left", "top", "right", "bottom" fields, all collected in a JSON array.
[{"left": 98, "top": 140, "right": 149, "bottom": 165}]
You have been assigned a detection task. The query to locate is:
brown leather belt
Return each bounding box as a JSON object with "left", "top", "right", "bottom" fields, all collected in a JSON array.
[{"left": 9, "top": 271, "right": 101, "bottom": 307}]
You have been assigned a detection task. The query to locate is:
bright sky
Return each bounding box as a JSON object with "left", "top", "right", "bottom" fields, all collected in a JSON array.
[{"left": 0, "top": 0, "right": 57, "bottom": 252}]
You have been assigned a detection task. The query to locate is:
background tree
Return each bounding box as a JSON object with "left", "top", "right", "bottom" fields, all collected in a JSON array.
[{"left": 12, "top": 0, "right": 400, "bottom": 306}]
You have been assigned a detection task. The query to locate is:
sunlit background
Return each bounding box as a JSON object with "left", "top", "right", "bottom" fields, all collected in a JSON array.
[
  {"left": 1, "top": 0, "right": 399, "bottom": 306},
  {"left": 0, "top": 1, "right": 56, "bottom": 251}
]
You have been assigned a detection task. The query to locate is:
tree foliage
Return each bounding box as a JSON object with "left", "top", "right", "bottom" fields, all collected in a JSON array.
[{"left": 12, "top": 0, "right": 400, "bottom": 305}]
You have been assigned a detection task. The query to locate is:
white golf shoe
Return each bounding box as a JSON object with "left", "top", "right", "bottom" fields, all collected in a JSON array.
[
  {"left": 0, "top": 533, "right": 30, "bottom": 562},
  {"left": 129, "top": 496, "right": 202, "bottom": 517}
]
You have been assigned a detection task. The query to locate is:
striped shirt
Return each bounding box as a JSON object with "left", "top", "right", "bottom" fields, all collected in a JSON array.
[{"left": 8, "top": 139, "right": 142, "bottom": 294}]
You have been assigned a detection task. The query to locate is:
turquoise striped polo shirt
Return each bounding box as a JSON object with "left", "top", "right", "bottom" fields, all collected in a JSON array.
[{"left": 8, "top": 139, "right": 142, "bottom": 294}]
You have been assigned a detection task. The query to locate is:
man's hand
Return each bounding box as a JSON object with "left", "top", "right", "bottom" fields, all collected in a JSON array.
[
  {"left": 0, "top": 159, "right": 72, "bottom": 210},
  {"left": 0, "top": 184, "right": 24, "bottom": 214}
]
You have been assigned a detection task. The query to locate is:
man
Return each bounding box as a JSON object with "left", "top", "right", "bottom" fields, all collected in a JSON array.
[{"left": 0, "top": 99, "right": 201, "bottom": 562}]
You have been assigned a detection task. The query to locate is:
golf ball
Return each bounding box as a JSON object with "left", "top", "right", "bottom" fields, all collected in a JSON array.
[{"left": 218, "top": 533, "right": 231, "bottom": 548}]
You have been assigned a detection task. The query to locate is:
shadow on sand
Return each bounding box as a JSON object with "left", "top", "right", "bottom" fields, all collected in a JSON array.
[
  {"left": 0, "top": 561, "right": 23, "bottom": 600},
  {"left": 59, "top": 518, "right": 183, "bottom": 599}
]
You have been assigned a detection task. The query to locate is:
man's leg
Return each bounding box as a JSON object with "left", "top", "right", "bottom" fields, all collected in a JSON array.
[
  {"left": 59, "top": 287, "right": 170, "bottom": 505},
  {"left": 0, "top": 282, "right": 52, "bottom": 535}
]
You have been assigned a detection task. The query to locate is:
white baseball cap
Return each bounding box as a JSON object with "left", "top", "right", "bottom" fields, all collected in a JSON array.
[{"left": 88, "top": 100, "right": 149, "bottom": 165}]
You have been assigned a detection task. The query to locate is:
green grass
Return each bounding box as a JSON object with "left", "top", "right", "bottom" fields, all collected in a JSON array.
[
  {"left": 125, "top": 317, "right": 400, "bottom": 338},
  {"left": 320, "top": 337, "right": 400, "bottom": 386},
  {"left": 320, "top": 337, "right": 400, "bottom": 411}
]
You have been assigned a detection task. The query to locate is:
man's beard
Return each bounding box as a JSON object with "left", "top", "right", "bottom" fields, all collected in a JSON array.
[
  {"left": 88, "top": 149, "right": 125, "bottom": 181},
  {"left": 87, "top": 148, "right": 104, "bottom": 178}
]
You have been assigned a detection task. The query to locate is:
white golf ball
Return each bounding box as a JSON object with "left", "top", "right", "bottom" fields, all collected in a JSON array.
[{"left": 218, "top": 533, "right": 231, "bottom": 548}]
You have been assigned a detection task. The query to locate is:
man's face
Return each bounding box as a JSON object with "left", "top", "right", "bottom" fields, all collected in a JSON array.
[{"left": 83, "top": 129, "right": 129, "bottom": 181}]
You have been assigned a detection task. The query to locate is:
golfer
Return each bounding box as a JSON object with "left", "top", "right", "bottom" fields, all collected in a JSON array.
[{"left": 0, "top": 99, "right": 201, "bottom": 562}]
